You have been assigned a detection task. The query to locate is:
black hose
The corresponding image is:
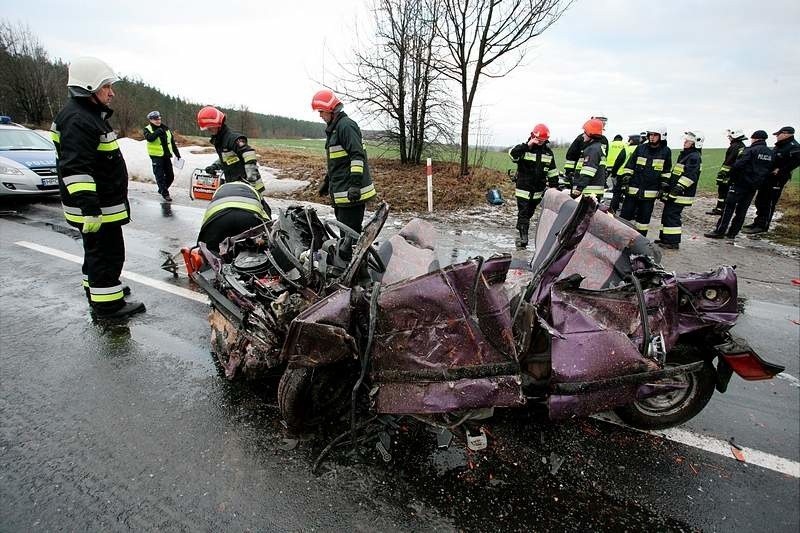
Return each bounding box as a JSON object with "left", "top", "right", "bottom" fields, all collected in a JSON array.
[
  {"left": 312, "top": 415, "right": 380, "bottom": 474},
  {"left": 628, "top": 273, "right": 650, "bottom": 357},
  {"left": 351, "top": 282, "right": 381, "bottom": 450}
]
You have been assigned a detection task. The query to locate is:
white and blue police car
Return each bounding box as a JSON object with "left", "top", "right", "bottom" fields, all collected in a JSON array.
[{"left": 0, "top": 116, "right": 59, "bottom": 198}]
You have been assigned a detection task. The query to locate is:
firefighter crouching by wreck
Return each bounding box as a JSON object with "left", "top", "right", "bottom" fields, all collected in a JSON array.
[
  {"left": 708, "top": 129, "right": 746, "bottom": 215},
  {"left": 197, "top": 181, "right": 272, "bottom": 254},
  {"left": 311, "top": 89, "right": 376, "bottom": 234},
  {"left": 619, "top": 127, "right": 672, "bottom": 236},
  {"left": 508, "top": 123, "right": 559, "bottom": 248},
  {"left": 655, "top": 131, "right": 703, "bottom": 250},
  {"left": 571, "top": 119, "right": 607, "bottom": 201},
  {"left": 196, "top": 106, "right": 265, "bottom": 196},
  {"left": 51, "top": 57, "right": 145, "bottom": 320}
]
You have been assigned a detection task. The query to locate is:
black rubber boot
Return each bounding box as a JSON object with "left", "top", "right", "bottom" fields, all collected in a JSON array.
[
  {"left": 515, "top": 225, "right": 529, "bottom": 249},
  {"left": 93, "top": 300, "right": 146, "bottom": 320}
]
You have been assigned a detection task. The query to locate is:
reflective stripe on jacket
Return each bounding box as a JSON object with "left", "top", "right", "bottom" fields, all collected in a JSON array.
[
  {"left": 621, "top": 141, "right": 672, "bottom": 194},
  {"left": 508, "top": 140, "right": 558, "bottom": 194},
  {"left": 667, "top": 148, "right": 701, "bottom": 205},
  {"left": 144, "top": 124, "right": 178, "bottom": 157},
  {"left": 208, "top": 124, "right": 263, "bottom": 193},
  {"left": 572, "top": 139, "right": 607, "bottom": 196},
  {"left": 325, "top": 111, "right": 376, "bottom": 206},
  {"left": 51, "top": 97, "right": 130, "bottom": 228},
  {"left": 200, "top": 182, "right": 269, "bottom": 231}
]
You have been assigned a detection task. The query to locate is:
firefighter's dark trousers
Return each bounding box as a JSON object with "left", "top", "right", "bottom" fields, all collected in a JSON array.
[
  {"left": 334, "top": 204, "right": 366, "bottom": 234},
  {"left": 714, "top": 180, "right": 729, "bottom": 212},
  {"left": 620, "top": 196, "right": 656, "bottom": 236},
  {"left": 151, "top": 156, "right": 175, "bottom": 197},
  {"left": 659, "top": 202, "right": 685, "bottom": 245},
  {"left": 752, "top": 176, "right": 787, "bottom": 229},
  {"left": 516, "top": 196, "right": 541, "bottom": 229},
  {"left": 82, "top": 224, "right": 126, "bottom": 313},
  {"left": 715, "top": 184, "right": 757, "bottom": 237}
]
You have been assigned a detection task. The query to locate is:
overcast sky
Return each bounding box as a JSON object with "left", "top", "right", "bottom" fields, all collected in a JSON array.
[{"left": 3, "top": 0, "right": 798, "bottom": 147}]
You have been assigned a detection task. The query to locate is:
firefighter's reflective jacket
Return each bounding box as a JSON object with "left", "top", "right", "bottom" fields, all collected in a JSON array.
[
  {"left": 508, "top": 141, "right": 559, "bottom": 200},
  {"left": 207, "top": 124, "right": 264, "bottom": 194},
  {"left": 325, "top": 111, "right": 376, "bottom": 206},
  {"left": 572, "top": 138, "right": 607, "bottom": 197},
  {"left": 200, "top": 181, "right": 270, "bottom": 232},
  {"left": 717, "top": 138, "right": 746, "bottom": 181},
  {"left": 564, "top": 133, "right": 609, "bottom": 175},
  {"left": 51, "top": 97, "right": 130, "bottom": 228},
  {"left": 144, "top": 123, "right": 180, "bottom": 158},
  {"left": 620, "top": 141, "right": 672, "bottom": 199},
  {"left": 666, "top": 148, "right": 701, "bottom": 205}
]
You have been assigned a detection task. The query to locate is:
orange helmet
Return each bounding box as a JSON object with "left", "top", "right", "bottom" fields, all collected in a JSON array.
[
  {"left": 583, "top": 118, "right": 604, "bottom": 137},
  {"left": 311, "top": 89, "right": 341, "bottom": 112},
  {"left": 531, "top": 123, "right": 550, "bottom": 141},
  {"left": 196, "top": 106, "right": 225, "bottom": 131}
]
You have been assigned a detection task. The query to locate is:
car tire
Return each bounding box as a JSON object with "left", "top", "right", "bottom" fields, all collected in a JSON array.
[
  {"left": 278, "top": 361, "right": 358, "bottom": 433},
  {"left": 614, "top": 345, "right": 716, "bottom": 430}
]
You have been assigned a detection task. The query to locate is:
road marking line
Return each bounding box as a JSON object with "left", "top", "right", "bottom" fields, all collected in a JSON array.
[
  {"left": 14, "top": 241, "right": 799, "bottom": 478},
  {"left": 776, "top": 372, "right": 800, "bottom": 388},
  {"left": 593, "top": 413, "right": 800, "bottom": 478},
  {"left": 15, "top": 241, "right": 210, "bottom": 304}
]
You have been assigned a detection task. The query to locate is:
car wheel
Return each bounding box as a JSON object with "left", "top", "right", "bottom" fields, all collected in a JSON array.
[
  {"left": 278, "top": 361, "right": 358, "bottom": 433},
  {"left": 614, "top": 346, "right": 716, "bottom": 430}
]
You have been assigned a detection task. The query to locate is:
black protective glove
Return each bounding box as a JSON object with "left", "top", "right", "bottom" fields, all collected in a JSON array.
[
  {"left": 347, "top": 186, "right": 361, "bottom": 203},
  {"left": 716, "top": 172, "right": 729, "bottom": 186},
  {"left": 570, "top": 188, "right": 582, "bottom": 198},
  {"left": 204, "top": 165, "right": 217, "bottom": 174},
  {"left": 318, "top": 176, "right": 330, "bottom": 196}
]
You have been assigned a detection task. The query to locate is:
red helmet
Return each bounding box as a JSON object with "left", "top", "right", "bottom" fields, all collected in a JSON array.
[
  {"left": 196, "top": 106, "right": 225, "bottom": 131},
  {"left": 531, "top": 123, "right": 550, "bottom": 141},
  {"left": 583, "top": 118, "right": 604, "bottom": 137},
  {"left": 311, "top": 89, "right": 341, "bottom": 112}
]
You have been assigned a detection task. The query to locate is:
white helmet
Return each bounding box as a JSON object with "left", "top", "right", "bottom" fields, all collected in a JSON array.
[
  {"left": 646, "top": 126, "right": 667, "bottom": 138},
  {"left": 67, "top": 57, "right": 120, "bottom": 96},
  {"left": 726, "top": 128, "right": 745, "bottom": 140},
  {"left": 683, "top": 130, "right": 704, "bottom": 148}
]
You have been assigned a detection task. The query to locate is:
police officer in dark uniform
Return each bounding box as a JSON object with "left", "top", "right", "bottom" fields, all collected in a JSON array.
[
  {"left": 197, "top": 182, "right": 272, "bottom": 253},
  {"left": 619, "top": 127, "right": 672, "bottom": 236},
  {"left": 311, "top": 89, "right": 377, "bottom": 234},
  {"left": 743, "top": 126, "right": 800, "bottom": 234},
  {"left": 572, "top": 119, "right": 608, "bottom": 201},
  {"left": 196, "top": 106, "right": 264, "bottom": 196},
  {"left": 563, "top": 114, "right": 609, "bottom": 190},
  {"left": 143, "top": 110, "right": 181, "bottom": 201},
  {"left": 705, "top": 130, "right": 773, "bottom": 240},
  {"left": 51, "top": 57, "right": 145, "bottom": 319},
  {"left": 708, "top": 129, "right": 746, "bottom": 215},
  {"left": 508, "top": 123, "right": 559, "bottom": 248},
  {"left": 655, "top": 131, "right": 703, "bottom": 250}
]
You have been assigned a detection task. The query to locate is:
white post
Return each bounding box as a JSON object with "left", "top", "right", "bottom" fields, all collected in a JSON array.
[{"left": 426, "top": 157, "right": 433, "bottom": 213}]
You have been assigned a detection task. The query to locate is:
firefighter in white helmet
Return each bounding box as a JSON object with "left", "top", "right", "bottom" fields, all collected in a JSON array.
[
  {"left": 708, "top": 129, "right": 746, "bottom": 215},
  {"left": 655, "top": 131, "right": 703, "bottom": 250},
  {"left": 50, "top": 57, "right": 145, "bottom": 320}
]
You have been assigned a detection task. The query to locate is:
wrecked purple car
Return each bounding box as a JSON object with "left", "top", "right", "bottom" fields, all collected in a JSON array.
[{"left": 191, "top": 189, "right": 784, "bottom": 442}]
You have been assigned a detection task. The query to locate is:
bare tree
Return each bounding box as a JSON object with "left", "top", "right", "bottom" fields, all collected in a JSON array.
[
  {"left": 436, "top": 0, "right": 572, "bottom": 176},
  {"left": 0, "top": 20, "right": 63, "bottom": 125},
  {"left": 337, "top": 0, "right": 456, "bottom": 164}
]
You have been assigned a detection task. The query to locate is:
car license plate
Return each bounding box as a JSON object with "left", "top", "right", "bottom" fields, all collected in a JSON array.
[{"left": 41, "top": 177, "right": 58, "bottom": 186}]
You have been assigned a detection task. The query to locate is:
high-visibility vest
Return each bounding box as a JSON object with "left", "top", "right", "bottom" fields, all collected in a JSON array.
[
  {"left": 145, "top": 124, "right": 174, "bottom": 157},
  {"left": 607, "top": 140, "right": 625, "bottom": 173}
]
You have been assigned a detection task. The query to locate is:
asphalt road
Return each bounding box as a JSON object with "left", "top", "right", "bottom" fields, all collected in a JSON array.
[{"left": 1, "top": 190, "right": 798, "bottom": 532}]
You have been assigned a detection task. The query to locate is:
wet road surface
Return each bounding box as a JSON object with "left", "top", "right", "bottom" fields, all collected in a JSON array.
[{"left": 1, "top": 192, "right": 798, "bottom": 531}]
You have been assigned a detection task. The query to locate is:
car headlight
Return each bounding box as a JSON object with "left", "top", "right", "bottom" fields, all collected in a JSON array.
[{"left": 0, "top": 165, "right": 24, "bottom": 176}]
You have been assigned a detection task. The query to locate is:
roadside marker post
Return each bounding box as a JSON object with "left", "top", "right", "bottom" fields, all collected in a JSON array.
[{"left": 426, "top": 157, "right": 433, "bottom": 212}]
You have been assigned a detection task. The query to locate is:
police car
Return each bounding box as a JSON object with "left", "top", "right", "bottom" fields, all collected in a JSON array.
[{"left": 0, "top": 116, "right": 60, "bottom": 198}]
